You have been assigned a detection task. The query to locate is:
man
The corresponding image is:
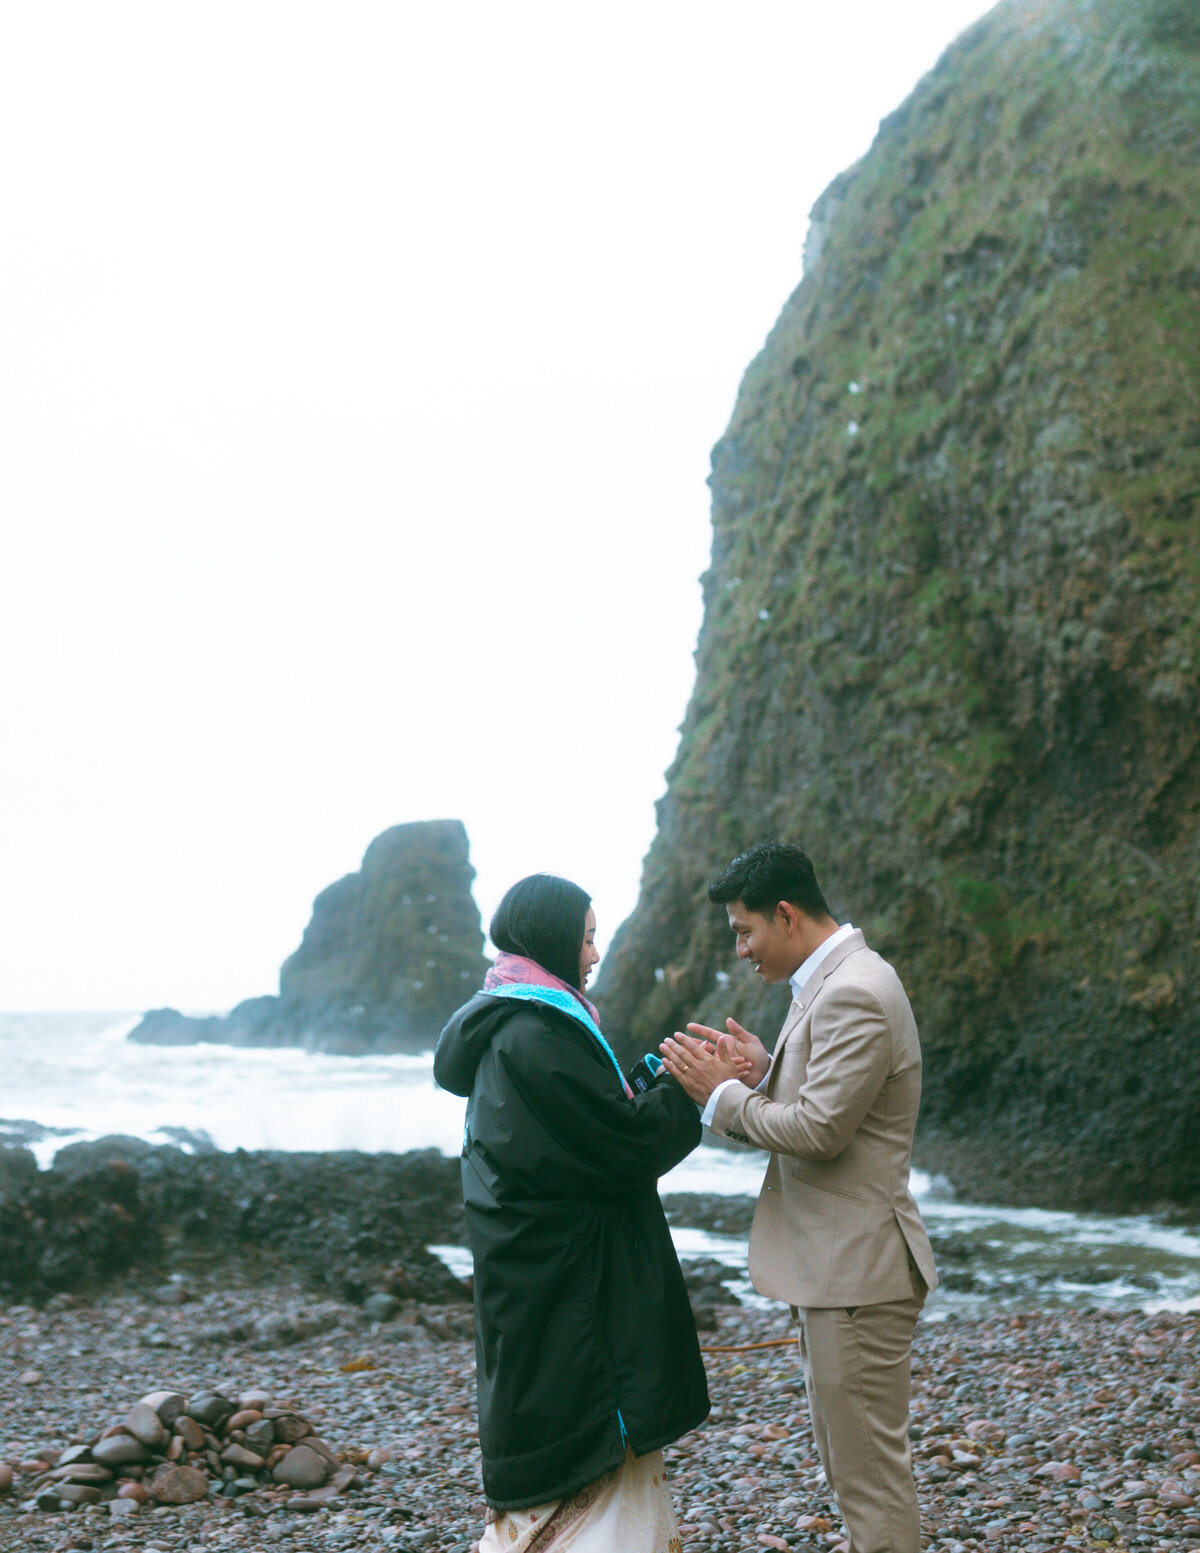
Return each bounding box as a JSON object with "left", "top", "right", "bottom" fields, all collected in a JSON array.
[{"left": 659, "top": 840, "right": 937, "bottom": 1553}]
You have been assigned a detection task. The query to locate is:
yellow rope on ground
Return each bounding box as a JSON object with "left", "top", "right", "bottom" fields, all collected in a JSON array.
[{"left": 699, "top": 1336, "right": 796, "bottom": 1354}]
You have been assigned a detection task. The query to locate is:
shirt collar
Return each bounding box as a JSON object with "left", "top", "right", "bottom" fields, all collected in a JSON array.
[{"left": 789, "top": 922, "right": 856, "bottom": 1001}]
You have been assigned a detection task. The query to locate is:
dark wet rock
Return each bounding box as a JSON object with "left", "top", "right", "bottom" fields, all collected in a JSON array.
[
  {"left": 0, "top": 1139, "right": 468, "bottom": 1303},
  {"left": 127, "top": 819, "right": 489, "bottom": 1055},
  {"left": 0, "top": 1144, "right": 39, "bottom": 1193},
  {"left": 0, "top": 1155, "right": 148, "bottom": 1300},
  {"left": 51, "top": 1134, "right": 167, "bottom": 1177},
  {"left": 661, "top": 1193, "right": 756, "bottom": 1236},
  {"left": 0, "top": 1118, "right": 75, "bottom": 1148},
  {"left": 682, "top": 1256, "right": 745, "bottom": 1307}
]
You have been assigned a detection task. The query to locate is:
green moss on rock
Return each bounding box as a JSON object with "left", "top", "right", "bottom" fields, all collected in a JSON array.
[{"left": 598, "top": 0, "right": 1200, "bottom": 1212}]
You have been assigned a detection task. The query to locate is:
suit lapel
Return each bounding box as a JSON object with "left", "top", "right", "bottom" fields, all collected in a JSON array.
[
  {"left": 794, "top": 928, "right": 866, "bottom": 1010},
  {"left": 764, "top": 930, "right": 868, "bottom": 1085},
  {"left": 765, "top": 999, "right": 805, "bottom": 1089}
]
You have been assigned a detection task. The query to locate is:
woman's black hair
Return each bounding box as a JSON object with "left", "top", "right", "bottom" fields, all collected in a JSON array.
[{"left": 489, "top": 873, "right": 592, "bottom": 990}]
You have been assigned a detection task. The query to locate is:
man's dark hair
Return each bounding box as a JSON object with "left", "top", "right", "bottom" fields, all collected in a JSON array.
[
  {"left": 707, "top": 841, "right": 832, "bottom": 921},
  {"left": 490, "top": 873, "right": 592, "bottom": 990}
]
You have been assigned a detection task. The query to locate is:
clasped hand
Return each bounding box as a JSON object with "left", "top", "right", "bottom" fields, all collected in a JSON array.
[{"left": 659, "top": 1018, "right": 770, "bottom": 1105}]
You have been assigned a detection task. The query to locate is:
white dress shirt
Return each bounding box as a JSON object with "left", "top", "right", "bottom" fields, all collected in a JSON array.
[{"left": 699, "top": 924, "right": 856, "bottom": 1128}]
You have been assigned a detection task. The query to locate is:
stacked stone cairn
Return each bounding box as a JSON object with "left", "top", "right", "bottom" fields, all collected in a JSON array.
[{"left": 31, "top": 1387, "right": 359, "bottom": 1517}]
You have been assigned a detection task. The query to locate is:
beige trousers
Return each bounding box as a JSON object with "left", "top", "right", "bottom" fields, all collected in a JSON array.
[{"left": 793, "top": 1264, "right": 927, "bottom": 1553}]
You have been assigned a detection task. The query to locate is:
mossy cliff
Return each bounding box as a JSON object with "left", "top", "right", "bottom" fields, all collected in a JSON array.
[{"left": 599, "top": 0, "right": 1200, "bottom": 1212}]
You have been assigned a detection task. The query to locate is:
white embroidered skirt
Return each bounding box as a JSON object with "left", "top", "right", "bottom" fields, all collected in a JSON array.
[{"left": 480, "top": 1447, "right": 682, "bottom": 1553}]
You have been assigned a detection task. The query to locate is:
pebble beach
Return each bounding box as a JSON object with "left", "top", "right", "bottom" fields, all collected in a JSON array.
[{"left": 3, "top": 1283, "right": 1198, "bottom": 1553}]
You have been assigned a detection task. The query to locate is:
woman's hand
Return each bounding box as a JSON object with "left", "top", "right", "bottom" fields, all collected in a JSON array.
[{"left": 687, "top": 1018, "right": 771, "bottom": 1087}]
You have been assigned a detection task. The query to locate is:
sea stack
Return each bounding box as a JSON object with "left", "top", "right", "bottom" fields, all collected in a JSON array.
[{"left": 130, "top": 819, "right": 488, "bottom": 1053}]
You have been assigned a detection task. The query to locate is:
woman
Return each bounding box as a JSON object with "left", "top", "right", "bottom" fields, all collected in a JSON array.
[{"left": 434, "top": 873, "right": 709, "bottom": 1551}]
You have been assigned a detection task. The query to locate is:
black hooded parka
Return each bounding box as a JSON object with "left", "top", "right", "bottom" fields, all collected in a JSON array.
[{"left": 433, "top": 990, "right": 710, "bottom": 1510}]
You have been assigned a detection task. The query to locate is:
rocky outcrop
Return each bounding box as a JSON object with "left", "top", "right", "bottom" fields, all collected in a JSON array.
[
  {"left": 0, "top": 1139, "right": 468, "bottom": 1305},
  {"left": 129, "top": 819, "right": 488, "bottom": 1053},
  {"left": 597, "top": 0, "right": 1200, "bottom": 1212}
]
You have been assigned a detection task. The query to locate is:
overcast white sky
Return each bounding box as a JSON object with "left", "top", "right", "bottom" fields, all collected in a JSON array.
[{"left": 2, "top": 0, "right": 995, "bottom": 1011}]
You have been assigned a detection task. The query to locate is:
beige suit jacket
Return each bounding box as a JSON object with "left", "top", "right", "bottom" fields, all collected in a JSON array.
[{"left": 712, "top": 930, "right": 937, "bottom": 1308}]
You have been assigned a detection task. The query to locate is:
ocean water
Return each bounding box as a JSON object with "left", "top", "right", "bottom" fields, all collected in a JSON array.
[{"left": 4, "top": 1012, "right": 1199, "bottom": 1318}]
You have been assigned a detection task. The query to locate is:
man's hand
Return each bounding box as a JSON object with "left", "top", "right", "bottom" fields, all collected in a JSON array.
[
  {"left": 659, "top": 1029, "right": 742, "bottom": 1105},
  {"left": 687, "top": 1018, "right": 771, "bottom": 1087}
]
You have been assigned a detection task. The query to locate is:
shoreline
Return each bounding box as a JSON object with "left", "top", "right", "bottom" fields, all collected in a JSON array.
[
  {"left": 1, "top": 1281, "right": 1197, "bottom": 1553},
  {"left": 4, "top": 1135, "right": 1200, "bottom": 1320}
]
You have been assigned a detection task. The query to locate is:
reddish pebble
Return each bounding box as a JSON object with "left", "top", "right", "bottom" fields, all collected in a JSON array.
[
  {"left": 173, "top": 1416, "right": 205, "bottom": 1450},
  {"left": 1037, "top": 1461, "right": 1080, "bottom": 1481},
  {"left": 117, "top": 1481, "right": 149, "bottom": 1502}
]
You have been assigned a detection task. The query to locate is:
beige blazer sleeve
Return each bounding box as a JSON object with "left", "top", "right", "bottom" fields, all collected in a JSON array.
[{"left": 718, "top": 980, "right": 892, "bottom": 1161}]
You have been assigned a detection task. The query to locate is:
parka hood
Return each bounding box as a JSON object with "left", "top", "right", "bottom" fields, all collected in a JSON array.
[{"left": 433, "top": 991, "right": 512, "bottom": 1096}]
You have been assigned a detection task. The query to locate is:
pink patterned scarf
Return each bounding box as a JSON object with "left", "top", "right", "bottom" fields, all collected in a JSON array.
[
  {"left": 484, "top": 952, "right": 632, "bottom": 1097},
  {"left": 484, "top": 951, "right": 602, "bottom": 1023}
]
